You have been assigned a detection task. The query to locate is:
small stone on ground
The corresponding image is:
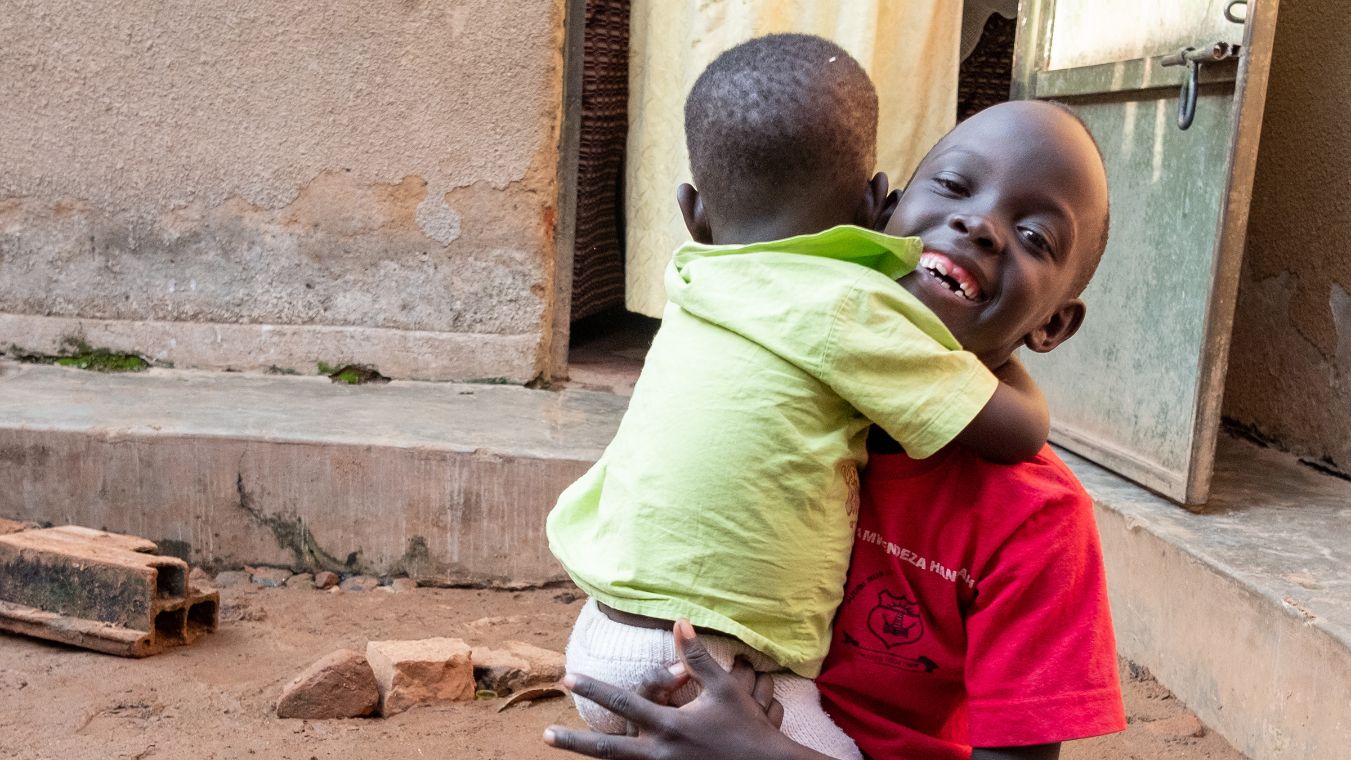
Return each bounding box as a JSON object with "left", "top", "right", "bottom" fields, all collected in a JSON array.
[
  {"left": 189, "top": 567, "right": 213, "bottom": 589},
  {"left": 388, "top": 578, "right": 417, "bottom": 593},
  {"left": 341, "top": 575, "right": 381, "bottom": 592},
  {"left": 249, "top": 566, "right": 293, "bottom": 588},
  {"left": 286, "top": 573, "right": 315, "bottom": 589},
  {"left": 314, "top": 571, "right": 340, "bottom": 589},
  {"left": 213, "top": 570, "right": 252, "bottom": 588}
]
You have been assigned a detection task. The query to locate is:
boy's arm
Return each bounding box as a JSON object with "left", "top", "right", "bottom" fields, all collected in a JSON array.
[{"left": 954, "top": 356, "right": 1049, "bottom": 464}]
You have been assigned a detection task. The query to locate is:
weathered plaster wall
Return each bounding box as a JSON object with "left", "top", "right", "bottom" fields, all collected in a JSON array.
[
  {"left": 0, "top": 0, "right": 568, "bottom": 381},
  {"left": 1225, "top": 0, "right": 1351, "bottom": 474}
]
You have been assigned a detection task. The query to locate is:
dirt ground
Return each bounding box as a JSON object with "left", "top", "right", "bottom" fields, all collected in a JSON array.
[{"left": 0, "top": 584, "right": 1246, "bottom": 760}]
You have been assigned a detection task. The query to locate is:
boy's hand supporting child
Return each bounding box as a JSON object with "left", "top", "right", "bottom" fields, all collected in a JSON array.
[{"left": 546, "top": 621, "right": 833, "bottom": 760}]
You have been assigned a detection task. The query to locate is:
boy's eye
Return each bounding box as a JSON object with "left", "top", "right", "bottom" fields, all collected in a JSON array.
[
  {"left": 1019, "top": 226, "right": 1053, "bottom": 255},
  {"left": 932, "top": 174, "right": 967, "bottom": 195}
]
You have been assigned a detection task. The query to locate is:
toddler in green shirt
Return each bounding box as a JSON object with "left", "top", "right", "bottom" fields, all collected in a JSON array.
[{"left": 547, "top": 34, "right": 1049, "bottom": 759}]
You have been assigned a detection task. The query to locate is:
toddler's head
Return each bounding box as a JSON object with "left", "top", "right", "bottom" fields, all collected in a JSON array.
[
  {"left": 886, "top": 100, "right": 1111, "bottom": 368},
  {"left": 680, "top": 34, "right": 882, "bottom": 244}
]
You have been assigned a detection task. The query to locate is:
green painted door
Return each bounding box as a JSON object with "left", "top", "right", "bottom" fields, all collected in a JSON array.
[{"left": 1012, "top": 0, "right": 1279, "bottom": 504}]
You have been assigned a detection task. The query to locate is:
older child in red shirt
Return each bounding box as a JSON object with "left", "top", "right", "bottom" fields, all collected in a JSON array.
[{"left": 546, "top": 100, "right": 1124, "bottom": 760}]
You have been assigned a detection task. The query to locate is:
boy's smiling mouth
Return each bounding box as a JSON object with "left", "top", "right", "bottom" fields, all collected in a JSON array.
[{"left": 918, "top": 251, "right": 985, "bottom": 302}]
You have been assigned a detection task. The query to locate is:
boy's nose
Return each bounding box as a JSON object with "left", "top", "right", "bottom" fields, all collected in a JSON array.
[{"left": 948, "top": 213, "right": 1004, "bottom": 253}]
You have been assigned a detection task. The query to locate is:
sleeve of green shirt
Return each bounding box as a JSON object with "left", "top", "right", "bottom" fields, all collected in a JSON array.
[
  {"left": 821, "top": 278, "right": 998, "bottom": 459},
  {"left": 667, "top": 252, "right": 998, "bottom": 460}
]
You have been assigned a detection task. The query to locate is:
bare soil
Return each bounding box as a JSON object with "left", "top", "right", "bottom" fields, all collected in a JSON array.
[{"left": 0, "top": 585, "right": 1246, "bottom": 760}]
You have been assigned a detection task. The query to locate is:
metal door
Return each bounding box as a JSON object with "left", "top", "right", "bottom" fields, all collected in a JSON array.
[{"left": 1012, "top": 0, "right": 1279, "bottom": 504}]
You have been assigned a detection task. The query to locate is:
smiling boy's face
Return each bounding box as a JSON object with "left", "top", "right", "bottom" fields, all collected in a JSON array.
[{"left": 884, "top": 101, "right": 1109, "bottom": 368}]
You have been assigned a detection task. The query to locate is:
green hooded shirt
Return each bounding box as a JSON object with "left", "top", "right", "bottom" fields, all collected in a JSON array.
[{"left": 547, "top": 225, "right": 996, "bottom": 676}]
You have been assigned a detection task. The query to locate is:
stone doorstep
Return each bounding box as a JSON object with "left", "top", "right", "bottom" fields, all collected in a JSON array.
[
  {"left": 0, "top": 361, "right": 626, "bottom": 586},
  {"left": 1064, "top": 436, "right": 1351, "bottom": 760}
]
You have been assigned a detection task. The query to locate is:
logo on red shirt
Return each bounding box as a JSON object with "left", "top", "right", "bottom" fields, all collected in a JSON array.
[{"left": 867, "top": 590, "right": 924, "bottom": 647}]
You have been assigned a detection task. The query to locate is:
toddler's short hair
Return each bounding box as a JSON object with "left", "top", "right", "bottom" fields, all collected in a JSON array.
[{"left": 684, "top": 34, "right": 878, "bottom": 222}]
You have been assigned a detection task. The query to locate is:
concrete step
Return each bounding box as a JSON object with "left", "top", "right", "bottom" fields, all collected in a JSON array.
[
  {"left": 1067, "top": 436, "right": 1350, "bottom": 760},
  {"left": 1, "top": 361, "right": 1346, "bottom": 757},
  {"left": 0, "top": 361, "right": 625, "bottom": 586}
]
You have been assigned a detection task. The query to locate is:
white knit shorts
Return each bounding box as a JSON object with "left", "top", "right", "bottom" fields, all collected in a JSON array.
[{"left": 565, "top": 599, "right": 862, "bottom": 760}]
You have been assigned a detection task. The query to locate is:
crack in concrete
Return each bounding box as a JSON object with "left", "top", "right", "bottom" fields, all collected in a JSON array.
[{"left": 233, "top": 471, "right": 360, "bottom": 573}]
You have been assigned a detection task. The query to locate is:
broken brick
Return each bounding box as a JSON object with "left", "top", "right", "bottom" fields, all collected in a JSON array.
[
  {"left": 276, "top": 648, "right": 379, "bottom": 719},
  {"left": 366, "top": 637, "right": 475, "bottom": 716},
  {"left": 473, "top": 641, "right": 565, "bottom": 695}
]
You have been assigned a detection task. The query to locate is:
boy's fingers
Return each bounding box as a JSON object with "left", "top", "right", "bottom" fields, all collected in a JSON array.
[
  {"left": 750, "top": 668, "right": 776, "bottom": 713},
  {"left": 674, "top": 619, "right": 727, "bottom": 685},
  {"left": 562, "top": 673, "right": 666, "bottom": 729},
  {"left": 544, "top": 726, "right": 653, "bottom": 760},
  {"left": 727, "top": 655, "right": 758, "bottom": 695},
  {"left": 766, "top": 699, "right": 785, "bottom": 729},
  {"left": 627, "top": 662, "right": 689, "bottom": 736},
  {"left": 636, "top": 661, "right": 690, "bottom": 705}
]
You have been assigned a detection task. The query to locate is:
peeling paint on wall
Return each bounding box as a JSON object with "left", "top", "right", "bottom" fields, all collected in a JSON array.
[{"left": 416, "top": 193, "right": 463, "bottom": 244}]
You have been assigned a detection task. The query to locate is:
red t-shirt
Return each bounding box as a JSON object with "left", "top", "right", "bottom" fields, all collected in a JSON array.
[{"left": 817, "top": 444, "right": 1126, "bottom": 759}]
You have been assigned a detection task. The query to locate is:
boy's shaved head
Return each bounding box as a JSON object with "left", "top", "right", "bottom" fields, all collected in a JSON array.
[
  {"left": 1040, "top": 100, "right": 1111, "bottom": 294},
  {"left": 684, "top": 34, "right": 878, "bottom": 226},
  {"left": 886, "top": 99, "right": 1111, "bottom": 368}
]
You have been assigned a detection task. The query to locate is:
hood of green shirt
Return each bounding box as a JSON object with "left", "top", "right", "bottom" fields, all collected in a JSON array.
[{"left": 672, "top": 225, "right": 923, "bottom": 279}]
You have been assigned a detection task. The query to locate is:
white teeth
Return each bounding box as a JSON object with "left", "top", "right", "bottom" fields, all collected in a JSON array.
[{"left": 919, "top": 253, "right": 979, "bottom": 301}]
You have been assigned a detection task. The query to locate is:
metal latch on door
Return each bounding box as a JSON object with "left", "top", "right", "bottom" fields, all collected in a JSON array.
[{"left": 1160, "top": 42, "right": 1243, "bottom": 130}]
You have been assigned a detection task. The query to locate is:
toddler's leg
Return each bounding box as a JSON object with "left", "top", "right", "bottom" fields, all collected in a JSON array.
[
  {"left": 766, "top": 671, "right": 864, "bottom": 760},
  {"left": 564, "top": 599, "right": 681, "bottom": 733}
]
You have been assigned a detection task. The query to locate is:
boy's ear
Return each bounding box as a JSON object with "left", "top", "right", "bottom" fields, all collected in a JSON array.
[
  {"left": 856, "top": 172, "right": 893, "bottom": 231},
  {"left": 677, "top": 183, "right": 713, "bottom": 244},
  {"left": 1024, "top": 299, "right": 1087, "bottom": 353}
]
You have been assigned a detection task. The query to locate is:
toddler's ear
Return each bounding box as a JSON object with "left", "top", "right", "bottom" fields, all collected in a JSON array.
[
  {"left": 676, "top": 184, "right": 713, "bottom": 244},
  {"left": 856, "top": 173, "right": 895, "bottom": 231},
  {"left": 1024, "top": 299, "right": 1087, "bottom": 353}
]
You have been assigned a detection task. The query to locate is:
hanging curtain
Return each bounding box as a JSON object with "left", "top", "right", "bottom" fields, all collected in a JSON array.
[
  {"left": 624, "top": 0, "right": 961, "bottom": 317},
  {"left": 571, "top": 0, "right": 632, "bottom": 322}
]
